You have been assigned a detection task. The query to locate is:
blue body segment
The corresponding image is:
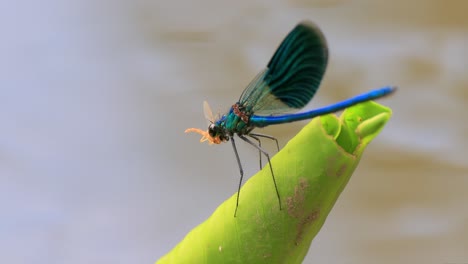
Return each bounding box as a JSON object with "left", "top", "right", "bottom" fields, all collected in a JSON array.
[{"left": 250, "top": 86, "right": 396, "bottom": 127}]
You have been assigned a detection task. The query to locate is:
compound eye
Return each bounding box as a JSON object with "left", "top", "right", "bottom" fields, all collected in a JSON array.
[{"left": 208, "top": 123, "right": 216, "bottom": 137}]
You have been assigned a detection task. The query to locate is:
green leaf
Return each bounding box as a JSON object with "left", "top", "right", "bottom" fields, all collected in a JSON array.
[{"left": 157, "top": 101, "right": 392, "bottom": 264}]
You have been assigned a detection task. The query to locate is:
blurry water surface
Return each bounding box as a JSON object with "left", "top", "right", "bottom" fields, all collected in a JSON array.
[{"left": 1, "top": 1, "right": 467, "bottom": 263}]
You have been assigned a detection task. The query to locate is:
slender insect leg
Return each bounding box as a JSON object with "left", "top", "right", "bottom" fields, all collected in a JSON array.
[
  {"left": 249, "top": 132, "right": 280, "bottom": 152},
  {"left": 230, "top": 137, "right": 244, "bottom": 217},
  {"left": 239, "top": 135, "right": 282, "bottom": 211},
  {"left": 248, "top": 135, "right": 262, "bottom": 169}
]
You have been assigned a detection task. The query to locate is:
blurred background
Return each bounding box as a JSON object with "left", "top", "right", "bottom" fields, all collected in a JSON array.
[{"left": 1, "top": 0, "right": 467, "bottom": 263}]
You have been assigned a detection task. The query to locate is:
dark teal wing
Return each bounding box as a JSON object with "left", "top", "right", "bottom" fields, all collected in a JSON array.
[{"left": 238, "top": 21, "right": 328, "bottom": 115}]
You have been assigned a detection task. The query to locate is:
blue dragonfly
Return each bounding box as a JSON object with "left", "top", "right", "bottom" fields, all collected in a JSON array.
[{"left": 186, "top": 21, "right": 396, "bottom": 216}]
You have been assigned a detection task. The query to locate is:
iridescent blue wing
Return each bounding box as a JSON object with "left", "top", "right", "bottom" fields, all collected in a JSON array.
[{"left": 238, "top": 21, "right": 328, "bottom": 115}]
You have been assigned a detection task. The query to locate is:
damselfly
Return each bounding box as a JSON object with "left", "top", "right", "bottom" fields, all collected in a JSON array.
[{"left": 186, "top": 21, "right": 396, "bottom": 216}]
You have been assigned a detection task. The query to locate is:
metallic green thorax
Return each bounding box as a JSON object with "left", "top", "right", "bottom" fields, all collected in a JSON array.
[{"left": 210, "top": 103, "right": 254, "bottom": 140}]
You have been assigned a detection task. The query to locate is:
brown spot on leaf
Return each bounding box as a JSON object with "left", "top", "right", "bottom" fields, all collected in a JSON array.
[
  {"left": 286, "top": 178, "right": 309, "bottom": 218},
  {"left": 336, "top": 163, "right": 348, "bottom": 178},
  {"left": 285, "top": 178, "right": 321, "bottom": 245},
  {"left": 295, "top": 210, "right": 320, "bottom": 245},
  {"left": 326, "top": 153, "right": 349, "bottom": 178}
]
